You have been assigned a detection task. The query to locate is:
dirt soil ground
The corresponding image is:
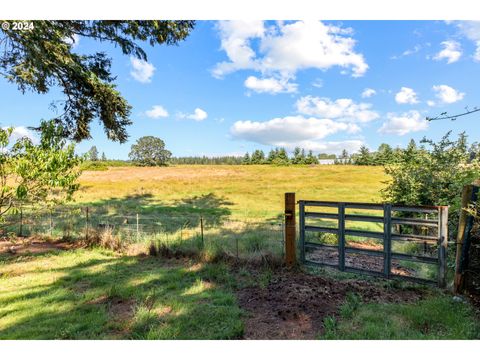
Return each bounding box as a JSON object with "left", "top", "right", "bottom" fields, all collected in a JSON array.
[
  {"left": 307, "top": 246, "right": 415, "bottom": 276},
  {"left": 236, "top": 267, "right": 427, "bottom": 339},
  {"left": 0, "top": 238, "right": 80, "bottom": 255}
]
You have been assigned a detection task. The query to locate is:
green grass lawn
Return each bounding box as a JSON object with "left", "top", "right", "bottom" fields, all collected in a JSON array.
[
  {"left": 1, "top": 247, "right": 479, "bottom": 340},
  {"left": 0, "top": 249, "right": 243, "bottom": 339},
  {"left": 321, "top": 293, "right": 479, "bottom": 340}
]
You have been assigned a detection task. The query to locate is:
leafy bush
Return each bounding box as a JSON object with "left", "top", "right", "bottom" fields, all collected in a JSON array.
[{"left": 382, "top": 132, "right": 480, "bottom": 236}]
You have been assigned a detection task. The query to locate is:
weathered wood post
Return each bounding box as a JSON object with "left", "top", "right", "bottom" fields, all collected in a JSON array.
[
  {"left": 438, "top": 206, "right": 449, "bottom": 288},
  {"left": 454, "top": 184, "right": 478, "bottom": 293},
  {"left": 284, "top": 192, "right": 296, "bottom": 267}
]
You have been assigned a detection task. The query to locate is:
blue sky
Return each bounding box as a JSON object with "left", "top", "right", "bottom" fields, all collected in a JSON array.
[{"left": 1, "top": 20, "right": 480, "bottom": 159}]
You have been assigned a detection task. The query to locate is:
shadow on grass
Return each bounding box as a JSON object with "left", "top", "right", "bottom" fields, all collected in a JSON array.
[
  {"left": 0, "top": 249, "right": 243, "bottom": 339},
  {"left": 2, "top": 192, "right": 235, "bottom": 238}
]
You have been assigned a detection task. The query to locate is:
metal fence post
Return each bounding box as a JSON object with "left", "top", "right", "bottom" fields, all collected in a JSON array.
[
  {"left": 338, "top": 203, "right": 346, "bottom": 271},
  {"left": 136, "top": 213, "right": 139, "bottom": 242},
  {"left": 438, "top": 206, "right": 449, "bottom": 288},
  {"left": 85, "top": 206, "right": 89, "bottom": 241},
  {"left": 299, "top": 200, "right": 305, "bottom": 264},
  {"left": 200, "top": 216, "right": 204, "bottom": 248},
  {"left": 18, "top": 206, "right": 23, "bottom": 237},
  {"left": 383, "top": 204, "right": 392, "bottom": 278}
]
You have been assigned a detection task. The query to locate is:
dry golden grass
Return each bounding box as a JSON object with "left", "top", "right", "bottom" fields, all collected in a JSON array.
[{"left": 75, "top": 165, "right": 388, "bottom": 220}]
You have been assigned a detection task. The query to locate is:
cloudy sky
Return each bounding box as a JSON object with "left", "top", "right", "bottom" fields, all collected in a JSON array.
[{"left": 1, "top": 20, "right": 480, "bottom": 158}]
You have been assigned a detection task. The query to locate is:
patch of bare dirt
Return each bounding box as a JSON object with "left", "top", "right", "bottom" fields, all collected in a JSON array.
[
  {"left": 108, "top": 297, "right": 137, "bottom": 323},
  {"left": 307, "top": 246, "right": 415, "bottom": 276},
  {"left": 0, "top": 238, "right": 80, "bottom": 256},
  {"left": 236, "top": 267, "right": 426, "bottom": 340}
]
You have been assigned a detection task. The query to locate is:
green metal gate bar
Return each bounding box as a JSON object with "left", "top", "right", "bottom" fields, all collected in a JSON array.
[{"left": 298, "top": 200, "right": 449, "bottom": 287}]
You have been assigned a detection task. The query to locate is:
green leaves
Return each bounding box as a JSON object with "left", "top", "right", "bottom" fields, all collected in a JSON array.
[
  {"left": 1, "top": 20, "right": 195, "bottom": 142},
  {"left": 0, "top": 120, "right": 83, "bottom": 217},
  {"left": 129, "top": 136, "right": 172, "bottom": 167}
]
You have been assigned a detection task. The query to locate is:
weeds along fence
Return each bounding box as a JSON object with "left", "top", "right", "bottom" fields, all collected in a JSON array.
[{"left": 0, "top": 205, "right": 285, "bottom": 260}]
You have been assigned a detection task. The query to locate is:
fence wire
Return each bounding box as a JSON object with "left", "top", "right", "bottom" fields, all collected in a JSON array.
[{"left": 0, "top": 205, "right": 285, "bottom": 260}]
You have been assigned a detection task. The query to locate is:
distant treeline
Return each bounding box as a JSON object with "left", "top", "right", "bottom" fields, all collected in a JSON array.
[
  {"left": 170, "top": 156, "right": 244, "bottom": 165},
  {"left": 343, "top": 141, "right": 418, "bottom": 166},
  {"left": 82, "top": 141, "right": 423, "bottom": 168},
  {"left": 241, "top": 147, "right": 335, "bottom": 165}
]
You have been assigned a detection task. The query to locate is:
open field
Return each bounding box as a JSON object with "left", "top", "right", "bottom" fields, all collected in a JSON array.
[
  {"left": 1, "top": 165, "right": 479, "bottom": 339},
  {"left": 0, "top": 246, "right": 478, "bottom": 340},
  {"left": 75, "top": 165, "right": 388, "bottom": 219}
]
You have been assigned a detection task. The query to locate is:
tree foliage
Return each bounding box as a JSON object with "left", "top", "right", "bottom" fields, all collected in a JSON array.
[
  {"left": 87, "top": 146, "right": 99, "bottom": 161},
  {"left": 0, "top": 120, "right": 82, "bottom": 216},
  {"left": 0, "top": 20, "right": 195, "bottom": 142},
  {"left": 382, "top": 132, "right": 480, "bottom": 232},
  {"left": 129, "top": 136, "right": 171, "bottom": 166}
]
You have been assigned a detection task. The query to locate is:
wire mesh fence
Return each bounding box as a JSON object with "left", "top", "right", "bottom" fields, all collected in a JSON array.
[{"left": 0, "top": 204, "right": 285, "bottom": 260}]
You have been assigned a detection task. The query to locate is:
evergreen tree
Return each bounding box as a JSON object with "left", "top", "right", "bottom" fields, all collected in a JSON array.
[
  {"left": 87, "top": 146, "right": 99, "bottom": 161},
  {"left": 353, "top": 145, "right": 373, "bottom": 165},
  {"left": 267, "top": 149, "right": 278, "bottom": 164},
  {"left": 375, "top": 143, "right": 394, "bottom": 165},
  {"left": 305, "top": 150, "right": 319, "bottom": 164},
  {"left": 251, "top": 149, "right": 265, "bottom": 164},
  {"left": 101, "top": 152, "right": 107, "bottom": 161},
  {"left": 292, "top": 147, "right": 302, "bottom": 164},
  {"left": 242, "top": 152, "right": 251, "bottom": 165}
]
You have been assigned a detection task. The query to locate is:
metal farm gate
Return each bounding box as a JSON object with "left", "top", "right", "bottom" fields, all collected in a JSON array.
[{"left": 298, "top": 201, "right": 449, "bottom": 287}]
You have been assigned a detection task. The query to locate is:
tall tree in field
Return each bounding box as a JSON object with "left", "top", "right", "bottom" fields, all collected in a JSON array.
[
  {"left": 87, "top": 146, "right": 99, "bottom": 161},
  {"left": 101, "top": 152, "right": 107, "bottom": 161},
  {"left": 0, "top": 21, "right": 195, "bottom": 142},
  {"left": 129, "top": 136, "right": 172, "bottom": 166}
]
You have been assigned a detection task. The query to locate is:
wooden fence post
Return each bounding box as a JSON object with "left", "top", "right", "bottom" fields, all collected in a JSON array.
[
  {"left": 454, "top": 184, "right": 477, "bottom": 293},
  {"left": 438, "top": 206, "right": 449, "bottom": 288},
  {"left": 285, "top": 192, "right": 296, "bottom": 267}
]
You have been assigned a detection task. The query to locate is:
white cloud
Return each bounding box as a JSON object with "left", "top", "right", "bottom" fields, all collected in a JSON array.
[
  {"left": 145, "top": 105, "right": 169, "bottom": 119},
  {"left": 311, "top": 78, "right": 323, "bottom": 88},
  {"left": 3, "top": 126, "right": 38, "bottom": 144},
  {"left": 295, "top": 96, "right": 379, "bottom": 123},
  {"left": 378, "top": 111, "right": 429, "bottom": 136},
  {"left": 427, "top": 100, "right": 436, "bottom": 107},
  {"left": 361, "top": 88, "right": 376, "bottom": 98},
  {"left": 395, "top": 87, "right": 419, "bottom": 104},
  {"left": 433, "top": 41, "right": 462, "bottom": 64},
  {"left": 244, "top": 75, "right": 297, "bottom": 94},
  {"left": 130, "top": 57, "right": 155, "bottom": 83},
  {"left": 212, "top": 20, "right": 265, "bottom": 78},
  {"left": 450, "top": 21, "right": 480, "bottom": 61},
  {"left": 178, "top": 108, "right": 208, "bottom": 122},
  {"left": 64, "top": 34, "right": 80, "bottom": 48},
  {"left": 391, "top": 44, "right": 422, "bottom": 59},
  {"left": 432, "top": 85, "right": 465, "bottom": 104},
  {"left": 231, "top": 116, "right": 360, "bottom": 145},
  {"left": 213, "top": 20, "right": 368, "bottom": 93}
]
